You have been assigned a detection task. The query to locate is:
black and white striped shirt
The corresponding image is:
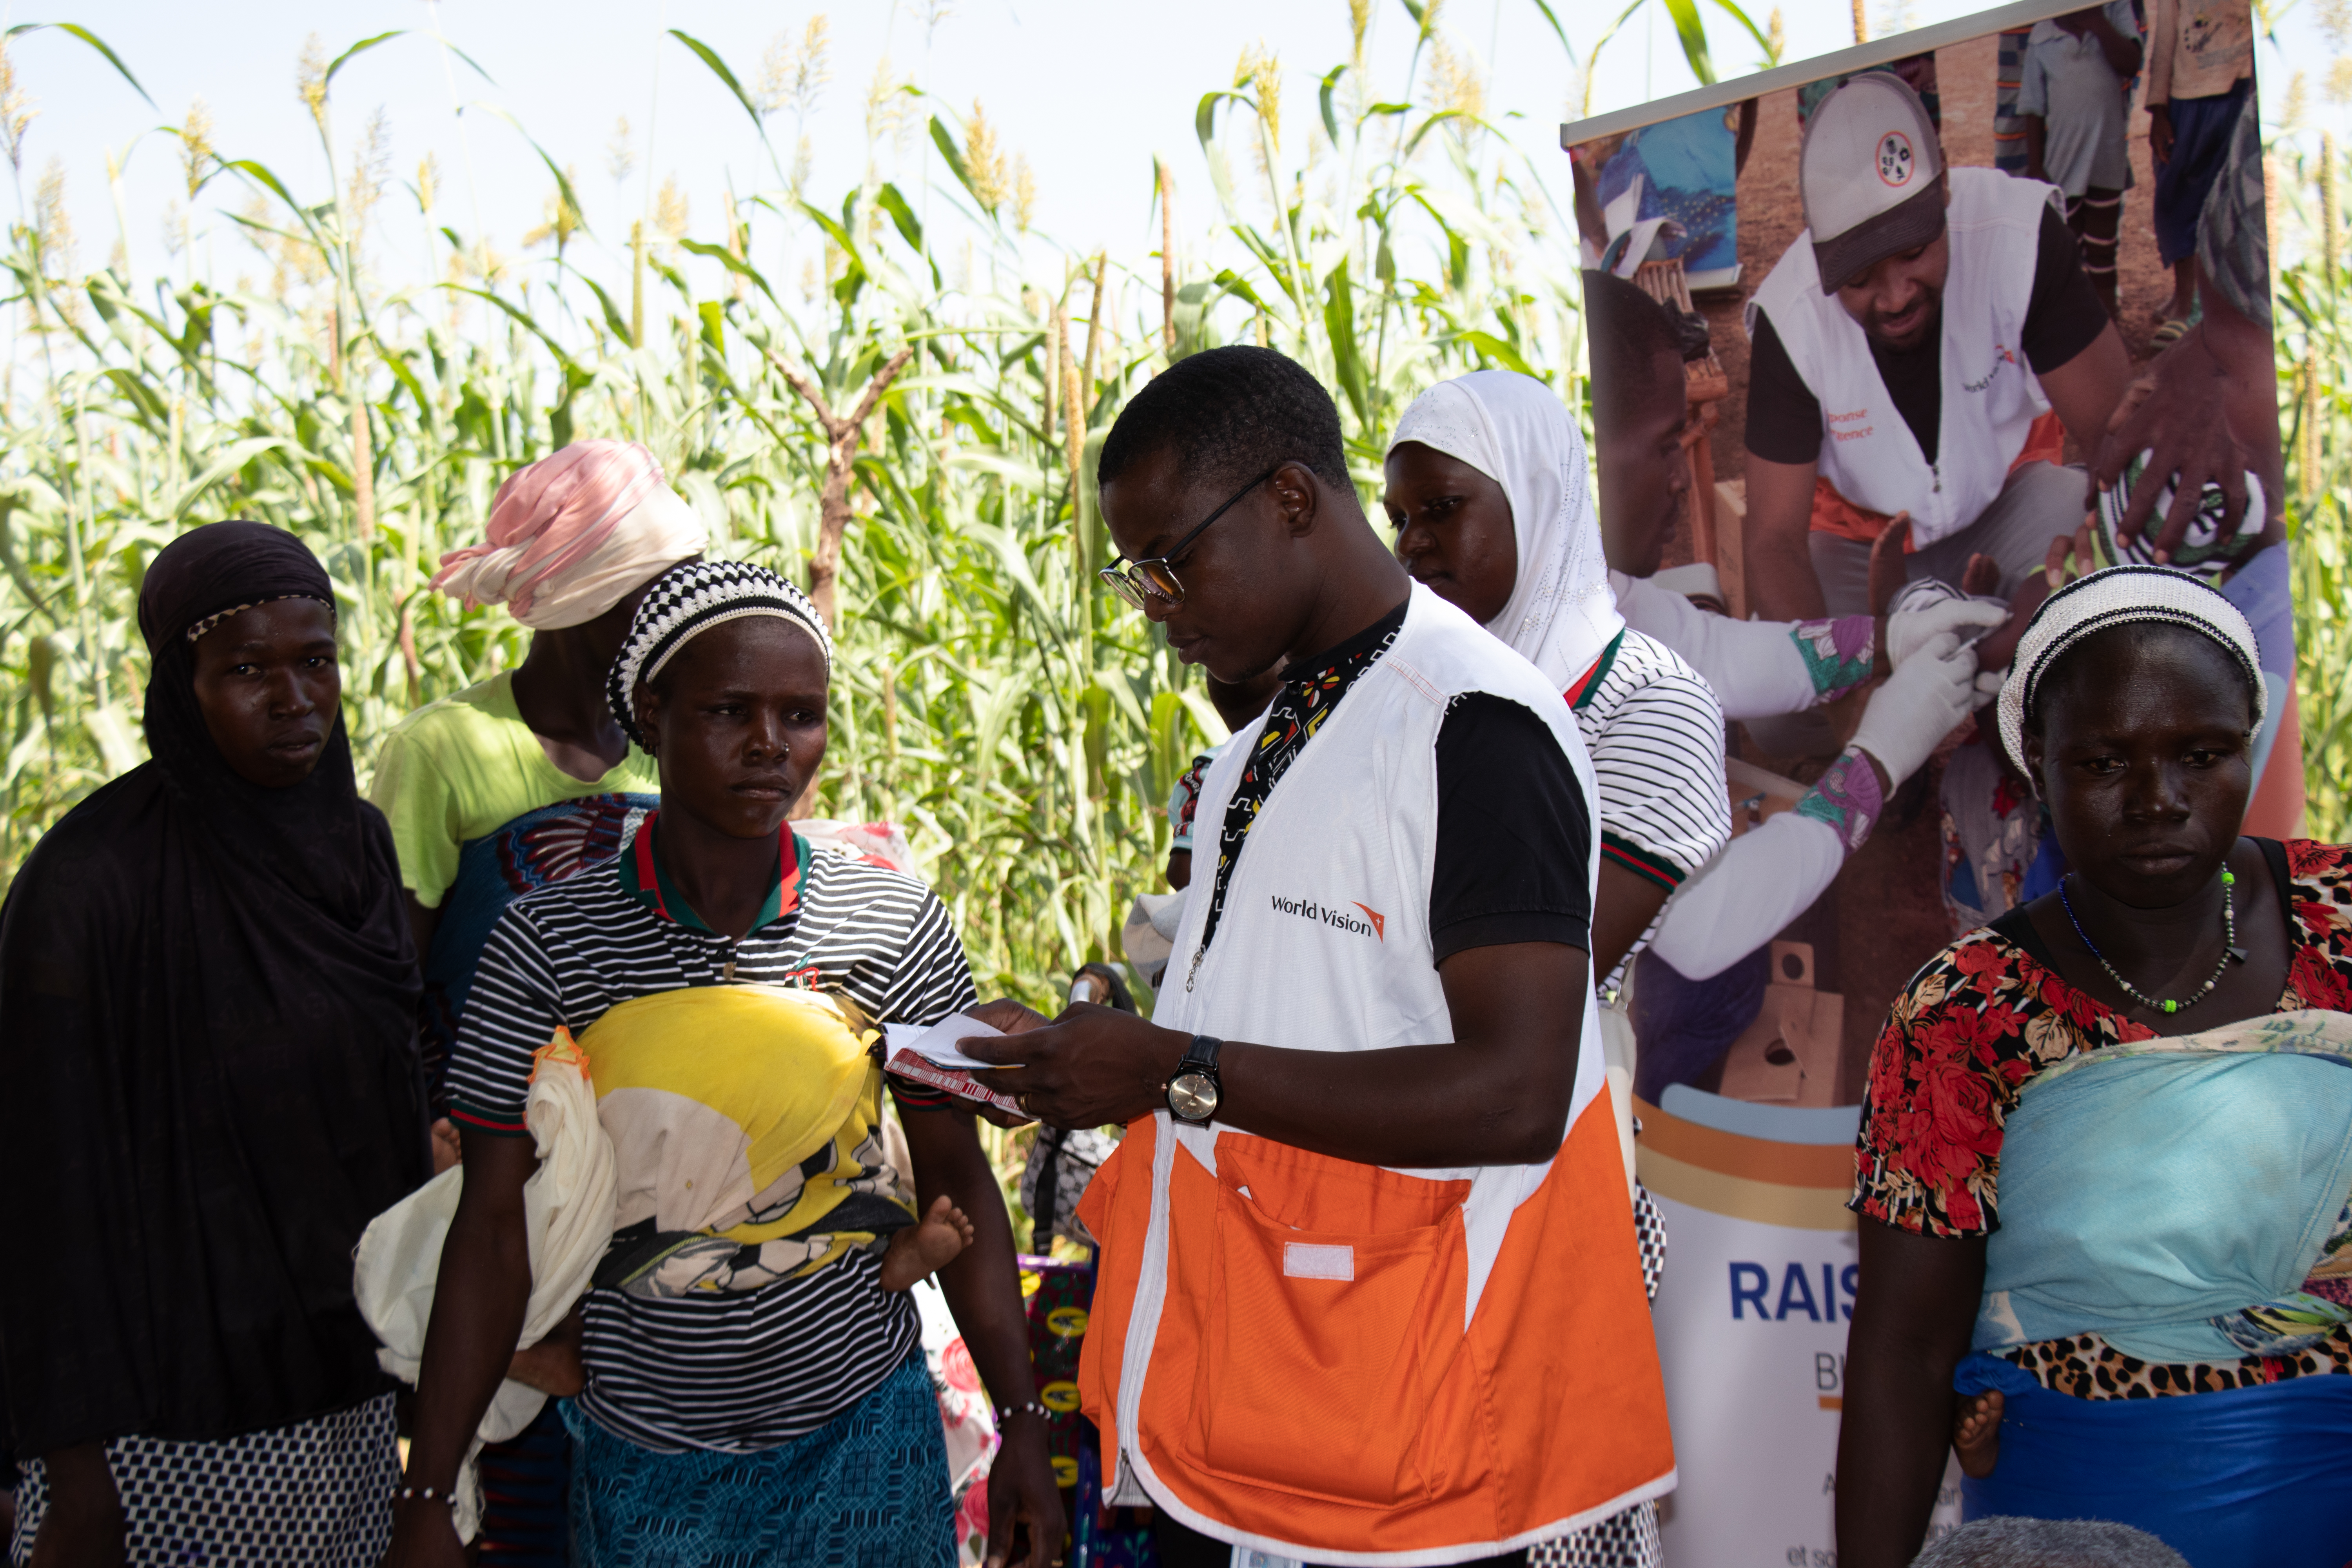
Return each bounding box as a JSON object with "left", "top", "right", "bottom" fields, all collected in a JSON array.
[
  {"left": 445, "top": 836, "right": 976, "bottom": 1453},
  {"left": 1572, "top": 628, "right": 1732, "bottom": 990}
]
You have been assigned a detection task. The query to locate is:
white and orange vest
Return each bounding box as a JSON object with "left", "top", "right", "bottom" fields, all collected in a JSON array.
[
  {"left": 1076, "top": 584, "right": 1675, "bottom": 1564},
  {"left": 1745, "top": 166, "right": 2061, "bottom": 549}
]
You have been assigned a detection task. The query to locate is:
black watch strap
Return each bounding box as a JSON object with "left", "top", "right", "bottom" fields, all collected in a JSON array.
[{"left": 1180, "top": 1034, "right": 1223, "bottom": 1073}]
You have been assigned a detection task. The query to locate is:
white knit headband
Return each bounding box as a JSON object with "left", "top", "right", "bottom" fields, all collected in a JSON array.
[
  {"left": 1996, "top": 564, "right": 2266, "bottom": 777},
  {"left": 606, "top": 559, "right": 834, "bottom": 748}
]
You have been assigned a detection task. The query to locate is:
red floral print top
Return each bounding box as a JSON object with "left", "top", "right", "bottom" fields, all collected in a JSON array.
[
  {"left": 1851, "top": 840, "right": 2352, "bottom": 1400},
  {"left": 1853, "top": 839, "right": 2352, "bottom": 1238}
]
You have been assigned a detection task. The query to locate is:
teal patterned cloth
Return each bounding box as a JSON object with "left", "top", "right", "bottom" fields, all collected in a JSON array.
[
  {"left": 560, "top": 1352, "right": 954, "bottom": 1568},
  {"left": 1977, "top": 1011, "right": 2352, "bottom": 1365}
]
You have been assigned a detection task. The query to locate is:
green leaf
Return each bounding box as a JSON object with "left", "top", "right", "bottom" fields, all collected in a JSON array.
[
  {"left": 1322, "top": 260, "right": 1370, "bottom": 428},
  {"left": 1706, "top": 0, "right": 1775, "bottom": 60},
  {"left": 577, "top": 274, "right": 633, "bottom": 347},
  {"left": 1458, "top": 330, "right": 1539, "bottom": 377},
  {"left": 678, "top": 237, "right": 780, "bottom": 309},
  {"left": 1209, "top": 268, "right": 1271, "bottom": 313},
  {"left": 378, "top": 347, "right": 428, "bottom": 412},
  {"left": 668, "top": 30, "right": 767, "bottom": 137},
  {"left": 1526, "top": 0, "right": 1579, "bottom": 63},
  {"left": 176, "top": 437, "right": 287, "bottom": 520},
  {"left": 876, "top": 183, "right": 924, "bottom": 255},
  {"left": 798, "top": 201, "right": 860, "bottom": 261},
  {"left": 698, "top": 299, "right": 726, "bottom": 356},
  {"left": 324, "top": 31, "right": 405, "bottom": 92},
  {"left": 1403, "top": 109, "right": 1467, "bottom": 158},
  {"left": 102, "top": 367, "right": 168, "bottom": 429},
  {"left": 470, "top": 104, "right": 591, "bottom": 240},
  {"left": 928, "top": 116, "right": 982, "bottom": 209},
  {"left": 432, "top": 34, "right": 496, "bottom": 85},
  {"left": 1319, "top": 65, "right": 1348, "bottom": 144},
  {"left": 1659, "top": 0, "right": 1717, "bottom": 86},
  {"left": 6, "top": 23, "right": 154, "bottom": 107}
]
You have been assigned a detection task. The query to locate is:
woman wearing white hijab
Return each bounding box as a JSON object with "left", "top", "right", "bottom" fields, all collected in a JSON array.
[
  {"left": 1388, "top": 361, "right": 1990, "bottom": 1022},
  {"left": 1387, "top": 368, "right": 1731, "bottom": 994},
  {"left": 1387, "top": 368, "right": 1724, "bottom": 1568}
]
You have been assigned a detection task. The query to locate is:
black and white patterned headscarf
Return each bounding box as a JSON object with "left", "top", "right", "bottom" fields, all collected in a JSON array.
[
  {"left": 1997, "top": 564, "right": 2265, "bottom": 777},
  {"left": 606, "top": 559, "right": 833, "bottom": 746}
]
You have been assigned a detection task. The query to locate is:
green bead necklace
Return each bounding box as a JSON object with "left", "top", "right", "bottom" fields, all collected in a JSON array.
[{"left": 2059, "top": 869, "right": 2242, "bottom": 1016}]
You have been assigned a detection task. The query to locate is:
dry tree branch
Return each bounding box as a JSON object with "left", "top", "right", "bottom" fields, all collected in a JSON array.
[{"left": 769, "top": 345, "right": 914, "bottom": 629}]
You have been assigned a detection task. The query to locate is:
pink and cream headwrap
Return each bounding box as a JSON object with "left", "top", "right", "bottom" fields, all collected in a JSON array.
[{"left": 430, "top": 441, "right": 709, "bottom": 630}]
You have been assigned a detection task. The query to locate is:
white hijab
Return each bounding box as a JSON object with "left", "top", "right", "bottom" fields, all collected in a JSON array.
[{"left": 1386, "top": 369, "right": 1625, "bottom": 692}]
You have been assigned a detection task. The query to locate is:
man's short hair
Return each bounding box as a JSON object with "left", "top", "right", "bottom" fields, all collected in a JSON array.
[
  {"left": 1583, "top": 270, "right": 1688, "bottom": 428},
  {"left": 1910, "top": 1517, "right": 2191, "bottom": 1568},
  {"left": 1098, "top": 345, "right": 1352, "bottom": 498}
]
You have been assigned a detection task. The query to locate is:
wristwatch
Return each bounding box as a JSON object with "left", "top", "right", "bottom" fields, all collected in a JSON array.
[{"left": 1165, "top": 1034, "right": 1224, "bottom": 1125}]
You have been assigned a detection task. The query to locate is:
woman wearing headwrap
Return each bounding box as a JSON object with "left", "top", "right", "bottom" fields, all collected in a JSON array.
[
  {"left": 1839, "top": 567, "right": 2352, "bottom": 1567},
  {"left": 374, "top": 439, "right": 705, "bottom": 1142},
  {"left": 372, "top": 440, "right": 704, "bottom": 1568},
  {"left": 385, "top": 561, "right": 1062, "bottom": 1568},
  {"left": 0, "top": 522, "right": 426, "bottom": 1565}
]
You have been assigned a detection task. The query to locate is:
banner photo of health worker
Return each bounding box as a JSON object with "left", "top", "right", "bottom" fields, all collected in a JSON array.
[{"left": 1565, "top": 0, "right": 2286, "bottom": 1560}]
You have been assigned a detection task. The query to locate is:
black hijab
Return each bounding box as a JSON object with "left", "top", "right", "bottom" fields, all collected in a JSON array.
[{"left": 0, "top": 521, "right": 426, "bottom": 1454}]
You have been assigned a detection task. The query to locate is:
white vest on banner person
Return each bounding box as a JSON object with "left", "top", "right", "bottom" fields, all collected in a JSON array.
[
  {"left": 1746, "top": 167, "right": 2062, "bottom": 548},
  {"left": 1075, "top": 583, "right": 1675, "bottom": 1565}
]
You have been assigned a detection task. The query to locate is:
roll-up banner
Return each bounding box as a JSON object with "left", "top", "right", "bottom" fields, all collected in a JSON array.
[{"left": 1567, "top": 2, "right": 2283, "bottom": 1559}]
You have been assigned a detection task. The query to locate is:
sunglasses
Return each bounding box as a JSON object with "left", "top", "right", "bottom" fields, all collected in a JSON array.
[{"left": 1098, "top": 463, "right": 1282, "bottom": 611}]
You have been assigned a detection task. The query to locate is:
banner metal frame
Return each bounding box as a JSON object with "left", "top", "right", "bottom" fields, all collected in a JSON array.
[{"left": 1561, "top": 0, "right": 2113, "bottom": 149}]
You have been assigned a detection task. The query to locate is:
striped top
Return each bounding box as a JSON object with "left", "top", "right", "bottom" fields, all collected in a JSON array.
[
  {"left": 445, "top": 838, "right": 976, "bottom": 1453},
  {"left": 1570, "top": 628, "right": 1733, "bottom": 991}
]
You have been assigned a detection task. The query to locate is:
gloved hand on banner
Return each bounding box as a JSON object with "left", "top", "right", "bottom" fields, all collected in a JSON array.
[{"left": 1848, "top": 630, "right": 1980, "bottom": 787}]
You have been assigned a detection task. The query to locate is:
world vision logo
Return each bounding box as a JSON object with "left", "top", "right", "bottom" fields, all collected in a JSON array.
[
  {"left": 1960, "top": 343, "right": 2017, "bottom": 394},
  {"left": 1270, "top": 894, "right": 1385, "bottom": 941}
]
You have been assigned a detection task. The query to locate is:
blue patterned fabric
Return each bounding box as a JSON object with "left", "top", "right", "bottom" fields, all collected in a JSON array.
[
  {"left": 421, "top": 793, "right": 658, "bottom": 1109},
  {"left": 560, "top": 1351, "right": 955, "bottom": 1568}
]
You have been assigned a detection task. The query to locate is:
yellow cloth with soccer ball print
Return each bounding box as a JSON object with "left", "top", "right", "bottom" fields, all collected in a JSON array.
[{"left": 580, "top": 982, "right": 918, "bottom": 1299}]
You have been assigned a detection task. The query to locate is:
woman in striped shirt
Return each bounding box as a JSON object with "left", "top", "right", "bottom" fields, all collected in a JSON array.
[{"left": 385, "top": 562, "right": 1060, "bottom": 1568}]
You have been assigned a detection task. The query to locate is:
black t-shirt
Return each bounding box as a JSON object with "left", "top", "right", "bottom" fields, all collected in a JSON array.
[
  {"left": 1197, "top": 598, "right": 1593, "bottom": 968},
  {"left": 1430, "top": 691, "right": 1594, "bottom": 961},
  {"left": 1744, "top": 201, "right": 2109, "bottom": 467}
]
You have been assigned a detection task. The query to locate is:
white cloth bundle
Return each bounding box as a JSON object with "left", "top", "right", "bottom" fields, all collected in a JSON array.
[{"left": 354, "top": 1035, "right": 615, "bottom": 1541}]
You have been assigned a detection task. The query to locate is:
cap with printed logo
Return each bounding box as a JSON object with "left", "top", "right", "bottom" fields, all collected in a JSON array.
[{"left": 1800, "top": 73, "right": 1945, "bottom": 295}]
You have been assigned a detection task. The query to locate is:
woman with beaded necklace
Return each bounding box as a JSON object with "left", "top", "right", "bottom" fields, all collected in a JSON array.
[{"left": 1837, "top": 566, "right": 2352, "bottom": 1567}]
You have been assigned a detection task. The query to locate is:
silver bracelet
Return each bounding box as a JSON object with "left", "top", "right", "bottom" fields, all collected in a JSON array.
[
  {"left": 396, "top": 1482, "right": 459, "bottom": 1507},
  {"left": 995, "top": 1399, "right": 1051, "bottom": 1426}
]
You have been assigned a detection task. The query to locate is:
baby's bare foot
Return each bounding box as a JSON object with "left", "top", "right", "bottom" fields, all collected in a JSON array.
[
  {"left": 1952, "top": 1389, "right": 2004, "bottom": 1479},
  {"left": 508, "top": 1306, "right": 585, "bottom": 1397},
  {"left": 880, "top": 1195, "right": 976, "bottom": 1290}
]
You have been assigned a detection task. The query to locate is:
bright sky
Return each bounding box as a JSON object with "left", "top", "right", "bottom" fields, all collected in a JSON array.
[{"left": 7, "top": 1, "right": 2331, "bottom": 317}]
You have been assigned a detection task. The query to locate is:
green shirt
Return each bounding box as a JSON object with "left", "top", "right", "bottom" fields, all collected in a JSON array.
[{"left": 369, "top": 670, "right": 660, "bottom": 908}]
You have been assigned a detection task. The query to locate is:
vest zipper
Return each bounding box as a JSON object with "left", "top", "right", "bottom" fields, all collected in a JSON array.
[{"left": 1108, "top": 1447, "right": 1150, "bottom": 1506}]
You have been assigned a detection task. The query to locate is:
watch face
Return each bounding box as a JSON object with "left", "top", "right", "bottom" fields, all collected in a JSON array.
[{"left": 1167, "top": 1071, "right": 1220, "bottom": 1123}]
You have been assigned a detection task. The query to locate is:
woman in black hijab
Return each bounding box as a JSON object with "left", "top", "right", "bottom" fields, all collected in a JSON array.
[{"left": 1, "top": 522, "right": 426, "bottom": 1566}]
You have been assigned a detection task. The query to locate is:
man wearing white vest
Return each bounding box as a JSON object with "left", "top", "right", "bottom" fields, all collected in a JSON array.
[
  {"left": 964, "top": 346, "right": 1673, "bottom": 1566},
  {"left": 1742, "top": 73, "right": 2130, "bottom": 624}
]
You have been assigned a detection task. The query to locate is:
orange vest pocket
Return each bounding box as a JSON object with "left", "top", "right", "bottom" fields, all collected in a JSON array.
[{"left": 1187, "top": 1140, "right": 1471, "bottom": 1508}]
